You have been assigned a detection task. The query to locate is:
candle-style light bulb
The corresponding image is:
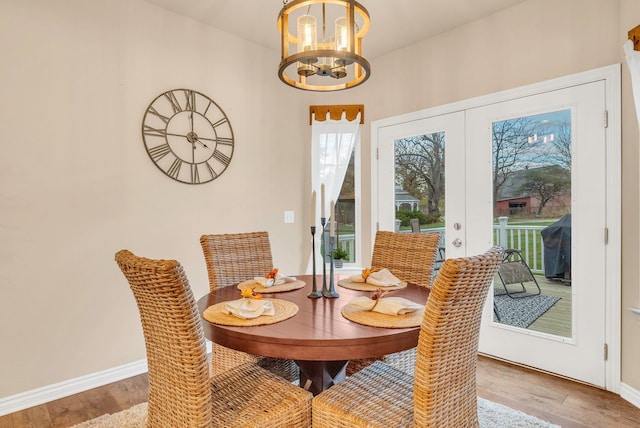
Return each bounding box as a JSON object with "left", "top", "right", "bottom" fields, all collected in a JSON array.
[
  {"left": 335, "top": 17, "right": 349, "bottom": 51},
  {"left": 297, "top": 15, "right": 317, "bottom": 53}
]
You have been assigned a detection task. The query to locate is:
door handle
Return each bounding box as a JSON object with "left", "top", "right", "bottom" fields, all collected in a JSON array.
[{"left": 452, "top": 238, "right": 463, "bottom": 247}]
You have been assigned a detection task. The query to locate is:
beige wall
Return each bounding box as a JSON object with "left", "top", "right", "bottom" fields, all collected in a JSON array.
[
  {"left": 1, "top": 0, "right": 639, "bottom": 402},
  {"left": 0, "top": 0, "right": 312, "bottom": 397}
]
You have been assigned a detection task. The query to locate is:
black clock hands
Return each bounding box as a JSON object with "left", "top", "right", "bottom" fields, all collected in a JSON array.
[
  {"left": 187, "top": 112, "right": 209, "bottom": 149},
  {"left": 166, "top": 131, "right": 211, "bottom": 150},
  {"left": 193, "top": 137, "right": 209, "bottom": 149}
]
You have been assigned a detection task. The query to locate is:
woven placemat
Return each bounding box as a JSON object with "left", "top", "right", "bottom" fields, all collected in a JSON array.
[
  {"left": 337, "top": 278, "right": 407, "bottom": 292},
  {"left": 341, "top": 304, "right": 424, "bottom": 328},
  {"left": 203, "top": 298, "right": 298, "bottom": 326},
  {"left": 237, "top": 279, "right": 306, "bottom": 293}
]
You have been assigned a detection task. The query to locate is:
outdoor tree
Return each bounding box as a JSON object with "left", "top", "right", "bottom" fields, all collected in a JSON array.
[
  {"left": 335, "top": 152, "right": 355, "bottom": 233},
  {"left": 518, "top": 166, "right": 570, "bottom": 215},
  {"left": 394, "top": 132, "right": 445, "bottom": 216},
  {"left": 492, "top": 117, "right": 540, "bottom": 203},
  {"left": 550, "top": 123, "right": 572, "bottom": 170}
]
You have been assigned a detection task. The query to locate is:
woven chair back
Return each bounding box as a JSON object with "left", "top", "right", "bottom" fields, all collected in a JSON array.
[
  {"left": 413, "top": 246, "right": 503, "bottom": 427},
  {"left": 115, "top": 250, "right": 212, "bottom": 427},
  {"left": 200, "top": 231, "right": 274, "bottom": 290},
  {"left": 371, "top": 230, "right": 440, "bottom": 288}
]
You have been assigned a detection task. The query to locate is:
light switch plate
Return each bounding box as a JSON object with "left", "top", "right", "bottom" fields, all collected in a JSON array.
[{"left": 284, "top": 210, "right": 294, "bottom": 223}]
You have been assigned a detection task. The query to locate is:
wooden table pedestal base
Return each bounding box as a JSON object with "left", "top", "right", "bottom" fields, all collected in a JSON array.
[{"left": 295, "top": 360, "right": 347, "bottom": 396}]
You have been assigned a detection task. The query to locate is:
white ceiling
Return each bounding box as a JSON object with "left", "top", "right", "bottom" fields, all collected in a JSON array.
[{"left": 144, "top": 0, "right": 527, "bottom": 59}]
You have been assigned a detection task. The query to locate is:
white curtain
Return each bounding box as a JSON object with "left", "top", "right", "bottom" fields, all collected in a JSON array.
[
  {"left": 312, "top": 111, "right": 361, "bottom": 218},
  {"left": 624, "top": 39, "right": 640, "bottom": 127},
  {"left": 310, "top": 111, "right": 361, "bottom": 270}
]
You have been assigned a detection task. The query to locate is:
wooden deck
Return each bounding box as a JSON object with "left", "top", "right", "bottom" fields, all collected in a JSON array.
[
  {"left": 528, "top": 275, "right": 572, "bottom": 336},
  {"left": 493, "top": 275, "right": 572, "bottom": 337}
]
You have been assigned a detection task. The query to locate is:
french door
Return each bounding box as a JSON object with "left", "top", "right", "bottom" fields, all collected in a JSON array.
[
  {"left": 372, "top": 66, "right": 620, "bottom": 389},
  {"left": 376, "top": 111, "right": 465, "bottom": 261}
]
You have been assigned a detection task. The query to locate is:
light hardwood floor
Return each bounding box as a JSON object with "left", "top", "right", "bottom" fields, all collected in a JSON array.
[{"left": 2, "top": 355, "right": 639, "bottom": 427}]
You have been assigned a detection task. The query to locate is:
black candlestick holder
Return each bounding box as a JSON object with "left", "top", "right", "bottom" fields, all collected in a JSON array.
[
  {"left": 307, "top": 226, "right": 321, "bottom": 298},
  {"left": 324, "top": 234, "right": 339, "bottom": 298},
  {"left": 320, "top": 217, "right": 328, "bottom": 296}
]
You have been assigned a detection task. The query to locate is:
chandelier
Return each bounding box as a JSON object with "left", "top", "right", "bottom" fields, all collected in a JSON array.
[{"left": 277, "top": 0, "right": 371, "bottom": 91}]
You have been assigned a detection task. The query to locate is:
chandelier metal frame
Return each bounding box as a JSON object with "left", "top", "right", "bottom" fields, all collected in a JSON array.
[{"left": 278, "top": 0, "right": 371, "bottom": 91}]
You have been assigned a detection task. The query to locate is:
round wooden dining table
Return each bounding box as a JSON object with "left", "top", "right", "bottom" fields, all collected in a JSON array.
[{"left": 197, "top": 274, "right": 430, "bottom": 395}]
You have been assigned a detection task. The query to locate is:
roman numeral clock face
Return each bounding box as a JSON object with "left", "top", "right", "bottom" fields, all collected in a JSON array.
[{"left": 141, "top": 89, "right": 234, "bottom": 184}]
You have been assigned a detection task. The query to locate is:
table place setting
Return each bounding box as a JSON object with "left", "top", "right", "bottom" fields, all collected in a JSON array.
[
  {"left": 223, "top": 294, "right": 275, "bottom": 318},
  {"left": 347, "top": 295, "right": 423, "bottom": 315},
  {"left": 341, "top": 288, "right": 425, "bottom": 328},
  {"left": 338, "top": 267, "right": 408, "bottom": 291},
  {"left": 237, "top": 267, "right": 306, "bottom": 293},
  {"left": 203, "top": 287, "right": 299, "bottom": 326}
]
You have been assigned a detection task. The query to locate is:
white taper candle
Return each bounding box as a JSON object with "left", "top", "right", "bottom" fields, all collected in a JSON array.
[
  {"left": 311, "top": 190, "right": 316, "bottom": 227},
  {"left": 330, "top": 200, "right": 335, "bottom": 237},
  {"left": 321, "top": 183, "right": 326, "bottom": 218}
]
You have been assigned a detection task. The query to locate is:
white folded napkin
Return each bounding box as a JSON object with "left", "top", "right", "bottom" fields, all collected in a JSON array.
[
  {"left": 253, "top": 274, "right": 297, "bottom": 287},
  {"left": 347, "top": 296, "right": 422, "bottom": 316},
  {"left": 348, "top": 268, "right": 402, "bottom": 287},
  {"left": 222, "top": 298, "right": 275, "bottom": 319}
]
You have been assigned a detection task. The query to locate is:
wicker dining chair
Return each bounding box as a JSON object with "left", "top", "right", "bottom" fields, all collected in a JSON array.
[
  {"left": 200, "top": 231, "right": 298, "bottom": 381},
  {"left": 370, "top": 230, "right": 441, "bottom": 288},
  {"left": 115, "top": 250, "right": 312, "bottom": 428},
  {"left": 312, "top": 247, "right": 504, "bottom": 428},
  {"left": 347, "top": 230, "right": 441, "bottom": 376}
]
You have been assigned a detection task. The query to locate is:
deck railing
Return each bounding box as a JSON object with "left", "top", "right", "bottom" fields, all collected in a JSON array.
[
  {"left": 493, "top": 224, "right": 546, "bottom": 273},
  {"left": 334, "top": 222, "right": 547, "bottom": 273}
]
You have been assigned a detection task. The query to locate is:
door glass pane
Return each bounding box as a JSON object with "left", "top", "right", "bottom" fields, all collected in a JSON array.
[
  {"left": 492, "top": 109, "right": 572, "bottom": 338},
  {"left": 335, "top": 149, "right": 356, "bottom": 263},
  {"left": 394, "top": 131, "right": 446, "bottom": 275}
]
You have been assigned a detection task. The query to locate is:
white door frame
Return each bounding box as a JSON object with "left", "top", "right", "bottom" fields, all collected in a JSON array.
[{"left": 371, "top": 64, "right": 621, "bottom": 392}]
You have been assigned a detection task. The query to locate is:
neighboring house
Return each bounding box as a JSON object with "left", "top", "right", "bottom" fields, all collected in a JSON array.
[{"left": 495, "top": 166, "right": 571, "bottom": 217}]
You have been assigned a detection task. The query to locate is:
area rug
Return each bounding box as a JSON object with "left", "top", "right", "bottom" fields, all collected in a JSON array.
[
  {"left": 494, "top": 292, "right": 561, "bottom": 329},
  {"left": 71, "top": 398, "right": 559, "bottom": 427}
]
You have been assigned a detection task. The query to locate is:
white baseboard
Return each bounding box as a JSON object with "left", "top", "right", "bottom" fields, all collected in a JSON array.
[
  {"left": 0, "top": 359, "right": 148, "bottom": 417},
  {"left": 0, "top": 341, "right": 213, "bottom": 417},
  {"left": 620, "top": 382, "right": 640, "bottom": 409},
  {"left": 1, "top": 344, "right": 637, "bottom": 417}
]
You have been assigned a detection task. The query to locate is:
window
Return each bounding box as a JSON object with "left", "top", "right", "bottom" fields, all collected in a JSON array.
[{"left": 311, "top": 105, "right": 363, "bottom": 269}]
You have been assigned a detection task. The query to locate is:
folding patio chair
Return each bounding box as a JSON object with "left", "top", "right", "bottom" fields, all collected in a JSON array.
[{"left": 496, "top": 248, "right": 541, "bottom": 298}]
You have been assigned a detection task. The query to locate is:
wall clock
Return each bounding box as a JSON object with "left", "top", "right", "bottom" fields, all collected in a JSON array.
[{"left": 141, "top": 89, "right": 234, "bottom": 184}]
